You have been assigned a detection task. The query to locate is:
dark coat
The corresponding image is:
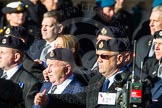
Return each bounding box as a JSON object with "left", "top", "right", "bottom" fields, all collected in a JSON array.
[
  {"left": 26, "top": 39, "right": 46, "bottom": 60},
  {"left": 21, "top": 0, "right": 47, "bottom": 39},
  {"left": 23, "top": 53, "right": 44, "bottom": 82},
  {"left": 0, "top": 67, "right": 41, "bottom": 108},
  {"left": 0, "top": 79, "right": 23, "bottom": 108},
  {"left": 136, "top": 35, "right": 154, "bottom": 69}
]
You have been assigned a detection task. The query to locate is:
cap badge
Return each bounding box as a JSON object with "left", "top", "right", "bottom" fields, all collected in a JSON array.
[
  {"left": 101, "top": 27, "right": 107, "bottom": 35},
  {"left": 5, "top": 28, "right": 10, "bottom": 35},
  {"left": 159, "top": 31, "right": 162, "bottom": 36},
  {"left": 99, "top": 41, "right": 104, "bottom": 48},
  {"left": 50, "top": 51, "right": 55, "bottom": 57},
  {"left": 17, "top": 4, "right": 23, "bottom": 11},
  {"left": 2, "top": 39, "right": 7, "bottom": 44}
]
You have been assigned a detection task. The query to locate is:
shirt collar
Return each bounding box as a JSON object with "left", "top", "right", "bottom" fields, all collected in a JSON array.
[{"left": 4, "top": 64, "right": 22, "bottom": 80}]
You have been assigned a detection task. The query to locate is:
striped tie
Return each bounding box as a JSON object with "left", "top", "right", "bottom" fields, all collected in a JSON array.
[
  {"left": 49, "top": 85, "right": 57, "bottom": 94},
  {"left": 1, "top": 72, "right": 7, "bottom": 79}
]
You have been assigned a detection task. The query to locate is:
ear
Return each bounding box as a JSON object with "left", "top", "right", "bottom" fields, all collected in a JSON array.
[
  {"left": 6, "top": 14, "right": 11, "bottom": 21},
  {"left": 64, "top": 64, "right": 71, "bottom": 75},
  {"left": 57, "top": 24, "right": 64, "bottom": 34},
  {"left": 14, "top": 53, "right": 21, "bottom": 62},
  {"left": 116, "top": 53, "right": 123, "bottom": 65},
  {"left": 124, "top": 52, "right": 131, "bottom": 63}
]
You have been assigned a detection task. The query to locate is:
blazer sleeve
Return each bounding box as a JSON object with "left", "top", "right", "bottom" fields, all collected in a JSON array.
[{"left": 44, "top": 92, "right": 86, "bottom": 108}]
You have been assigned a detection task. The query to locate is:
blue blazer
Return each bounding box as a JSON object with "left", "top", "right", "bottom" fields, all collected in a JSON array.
[
  {"left": 32, "top": 74, "right": 85, "bottom": 108},
  {"left": 39, "top": 74, "right": 85, "bottom": 95}
]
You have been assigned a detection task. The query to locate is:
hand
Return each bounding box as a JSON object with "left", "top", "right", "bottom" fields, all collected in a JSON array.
[
  {"left": 34, "top": 89, "right": 48, "bottom": 106},
  {"left": 43, "top": 69, "right": 49, "bottom": 82},
  {"left": 34, "top": 59, "right": 43, "bottom": 65}
]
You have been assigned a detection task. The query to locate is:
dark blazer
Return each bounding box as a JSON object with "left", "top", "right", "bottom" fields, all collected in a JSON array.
[
  {"left": 23, "top": 53, "right": 44, "bottom": 82},
  {"left": 136, "top": 35, "right": 153, "bottom": 69},
  {"left": 0, "top": 67, "right": 41, "bottom": 108},
  {"left": 26, "top": 39, "right": 46, "bottom": 60},
  {"left": 82, "top": 50, "right": 97, "bottom": 71},
  {"left": 143, "top": 57, "right": 159, "bottom": 80}
]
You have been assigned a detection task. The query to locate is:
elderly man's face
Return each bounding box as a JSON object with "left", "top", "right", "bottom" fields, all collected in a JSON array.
[
  {"left": 149, "top": 10, "right": 162, "bottom": 35},
  {"left": 46, "top": 59, "right": 66, "bottom": 85},
  {"left": 154, "top": 38, "right": 162, "bottom": 60},
  {"left": 96, "top": 50, "right": 119, "bottom": 78}
]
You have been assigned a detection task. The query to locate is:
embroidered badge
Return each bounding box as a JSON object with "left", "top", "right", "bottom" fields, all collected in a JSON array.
[{"left": 18, "top": 81, "right": 24, "bottom": 88}]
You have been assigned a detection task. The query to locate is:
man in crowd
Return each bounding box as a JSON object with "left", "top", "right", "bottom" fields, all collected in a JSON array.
[
  {"left": 0, "top": 36, "right": 41, "bottom": 108},
  {"left": 136, "top": 5, "right": 162, "bottom": 69},
  {"left": 27, "top": 11, "right": 64, "bottom": 62},
  {"left": 33, "top": 48, "right": 86, "bottom": 107},
  {"left": 0, "top": 1, "right": 46, "bottom": 39},
  {"left": 143, "top": 30, "right": 162, "bottom": 107}
]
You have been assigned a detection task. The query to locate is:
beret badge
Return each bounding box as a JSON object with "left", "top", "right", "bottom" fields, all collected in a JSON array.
[
  {"left": 159, "top": 31, "right": 162, "bottom": 36},
  {"left": 101, "top": 27, "right": 107, "bottom": 35},
  {"left": 99, "top": 41, "right": 104, "bottom": 48},
  {"left": 2, "top": 39, "right": 6, "bottom": 44},
  {"left": 50, "top": 51, "right": 55, "bottom": 57}
]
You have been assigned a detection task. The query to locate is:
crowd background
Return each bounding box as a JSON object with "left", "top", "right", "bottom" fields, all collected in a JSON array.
[{"left": 0, "top": 0, "right": 162, "bottom": 108}]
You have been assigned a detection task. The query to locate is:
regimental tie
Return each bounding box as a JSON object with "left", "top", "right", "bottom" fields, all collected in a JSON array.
[
  {"left": 40, "top": 44, "right": 51, "bottom": 61},
  {"left": 102, "top": 79, "right": 110, "bottom": 92},
  {"left": 49, "top": 85, "right": 57, "bottom": 94},
  {"left": 1, "top": 72, "right": 7, "bottom": 79},
  {"left": 158, "top": 65, "right": 162, "bottom": 78}
]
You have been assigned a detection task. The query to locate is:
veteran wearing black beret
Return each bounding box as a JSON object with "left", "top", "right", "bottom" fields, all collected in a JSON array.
[
  {"left": 142, "top": 30, "right": 162, "bottom": 108},
  {"left": 0, "top": 36, "right": 41, "bottom": 108},
  {"left": 33, "top": 39, "right": 131, "bottom": 108},
  {"left": 82, "top": 25, "right": 129, "bottom": 70}
]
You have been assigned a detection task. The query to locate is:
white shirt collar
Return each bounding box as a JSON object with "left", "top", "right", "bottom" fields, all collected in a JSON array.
[
  {"left": 107, "top": 70, "right": 123, "bottom": 88},
  {"left": 49, "top": 74, "right": 74, "bottom": 94},
  {"left": 4, "top": 64, "right": 22, "bottom": 80}
]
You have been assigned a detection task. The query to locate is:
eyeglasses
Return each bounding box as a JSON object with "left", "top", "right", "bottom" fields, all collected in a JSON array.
[{"left": 96, "top": 54, "right": 117, "bottom": 60}]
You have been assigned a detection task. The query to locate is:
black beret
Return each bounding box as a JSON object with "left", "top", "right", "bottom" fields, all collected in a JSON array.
[
  {"left": 96, "top": 39, "right": 127, "bottom": 52},
  {"left": 0, "top": 36, "right": 25, "bottom": 50},
  {"left": 154, "top": 30, "right": 162, "bottom": 39},
  {"left": 45, "top": 48, "right": 74, "bottom": 63},
  {"left": 2, "top": 1, "right": 25, "bottom": 14},
  {"left": 96, "top": 26, "right": 127, "bottom": 38},
  {"left": 4, "top": 26, "right": 27, "bottom": 39}
]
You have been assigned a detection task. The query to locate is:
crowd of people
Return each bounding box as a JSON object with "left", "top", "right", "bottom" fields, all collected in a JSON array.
[{"left": 0, "top": 0, "right": 162, "bottom": 108}]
